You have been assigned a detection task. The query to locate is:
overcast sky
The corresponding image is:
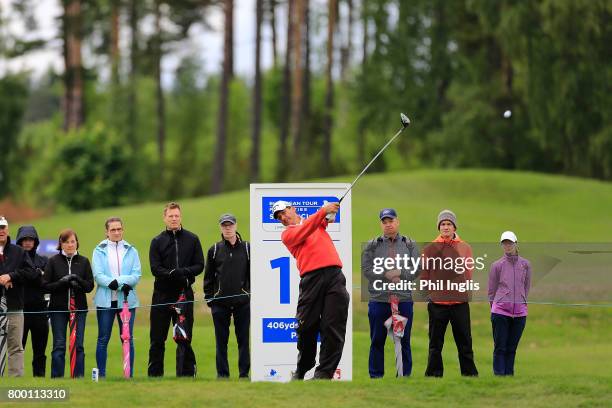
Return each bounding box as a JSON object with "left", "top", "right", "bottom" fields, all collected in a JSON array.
[
  {"left": 0, "top": 0, "right": 360, "bottom": 89},
  {"left": 0, "top": 0, "right": 290, "bottom": 87}
]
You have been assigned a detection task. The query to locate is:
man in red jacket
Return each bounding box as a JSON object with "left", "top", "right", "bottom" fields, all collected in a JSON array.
[{"left": 273, "top": 200, "right": 349, "bottom": 380}]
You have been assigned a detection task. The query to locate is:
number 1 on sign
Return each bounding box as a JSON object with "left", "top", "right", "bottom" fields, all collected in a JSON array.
[{"left": 270, "top": 257, "right": 290, "bottom": 304}]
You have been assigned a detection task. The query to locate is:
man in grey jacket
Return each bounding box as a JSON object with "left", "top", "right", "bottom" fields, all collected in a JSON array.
[{"left": 361, "top": 209, "right": 419, "bottom": 378}]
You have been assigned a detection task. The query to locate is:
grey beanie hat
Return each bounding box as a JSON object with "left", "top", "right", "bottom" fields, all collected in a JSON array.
[{"left": 437, "top": 209, "right": 457, "bottom": 230}]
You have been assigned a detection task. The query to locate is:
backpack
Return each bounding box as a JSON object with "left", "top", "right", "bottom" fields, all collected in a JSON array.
[
  {"left": 212, "top": 235, "right": 249, "bottom": 261},
  {"left": 370, "top": 234, "right": 416, "bottom": 253}
]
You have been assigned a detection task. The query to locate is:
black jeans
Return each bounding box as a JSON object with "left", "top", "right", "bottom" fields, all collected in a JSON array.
[
  {"left": 147, "top": 290, "right": 196, "bottom": 377},
  {"left": 491, "top": 313, "right": 526, "bottom": 376},
  {"left": 22, "top": 312, "right": 49, "bottom": 377},
  {"left": 295, "top": 267, "right": 350, "bottom": 380},
  {"left": 211, "top": 302, "right": 250, "bottom": 378},
  {"left": 425, "top": 302, "right": 478, "bottom": 377}
]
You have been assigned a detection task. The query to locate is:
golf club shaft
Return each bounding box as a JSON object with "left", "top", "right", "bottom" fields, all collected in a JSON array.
[{"left": 338, "top": 125, "right": 407, "bottom": 203}]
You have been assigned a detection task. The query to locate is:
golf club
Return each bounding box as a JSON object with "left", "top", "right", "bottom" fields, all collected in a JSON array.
[
  {"left": 340, "top": 113, "right": 410, "bottom": 203},
  {"left": 326, "top": 113, "right": 410, "bottom": 220}
]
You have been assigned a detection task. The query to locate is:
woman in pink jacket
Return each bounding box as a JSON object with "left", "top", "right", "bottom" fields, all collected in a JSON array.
[{"left": 488, "top": 231, "right": 531, "bottom": 376}]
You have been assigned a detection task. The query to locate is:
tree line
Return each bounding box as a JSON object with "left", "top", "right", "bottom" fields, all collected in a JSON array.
[{"left": 0, "top": 0, "right": 610, "bottom": 211}]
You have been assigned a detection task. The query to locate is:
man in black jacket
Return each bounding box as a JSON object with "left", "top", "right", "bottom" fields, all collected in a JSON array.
[
  {"left": 16, "top": 225, "right": 49, "bottom": 377},
  {"left": 148, "top": 202, "right": 204, "bottom": 377},
  {"left": 204, "top": 213, "right": 250, "bottom": 378},
  {"left": 0, "top": 216, "right": 31, "bottom": 377}
]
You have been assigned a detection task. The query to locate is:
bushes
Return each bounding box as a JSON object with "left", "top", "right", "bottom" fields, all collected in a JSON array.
[
  {"left": 15, "top": 122, "right": 139, "bottom": 211},
  {"left": 49, "top": 123, "right": 139, "bottom": 210}
]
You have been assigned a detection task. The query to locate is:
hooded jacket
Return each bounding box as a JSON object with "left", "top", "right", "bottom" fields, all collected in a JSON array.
[
  {"left": 43, "top": 253, "right": 94, "bottom": 311},
  {"left": 92, "top": 239, "right": 142, "bottom": 308},
  {"left": 203, "top": 233, "right": 250, "bottom": 307},
  {"left": 488, "top": 253, "right": 531, "bottom": 317},
  {"left": 16, "top": 226, "right": 48, "bottom": 312}
]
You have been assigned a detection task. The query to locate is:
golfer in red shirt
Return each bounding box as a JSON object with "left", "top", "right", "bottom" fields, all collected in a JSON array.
[{"left": 273, "top": 200, "right": 350, "bottom": 380}]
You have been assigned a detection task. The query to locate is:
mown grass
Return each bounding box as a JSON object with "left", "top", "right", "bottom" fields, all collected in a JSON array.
[{"left": 2, "top": 169, "right": 611, "bottom": 407}]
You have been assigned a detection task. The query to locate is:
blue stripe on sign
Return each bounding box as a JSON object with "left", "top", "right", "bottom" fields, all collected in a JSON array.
[{"left": 262, "top": 318, "right": 320, "bottom": 343}]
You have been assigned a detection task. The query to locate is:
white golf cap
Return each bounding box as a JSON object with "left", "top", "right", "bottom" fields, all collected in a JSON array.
[
  {"left": 500, "top": 231, "right": 518, "bottom": 243},
  {"left": 272, "top": 201, "right": 292, "bottom": 219},
  {"left": 0, "top": 216, "right": 8, "bottom": 227}
]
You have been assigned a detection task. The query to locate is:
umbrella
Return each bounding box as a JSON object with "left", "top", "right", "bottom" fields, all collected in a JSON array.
[
  {"left": 172, "top": 291, "right": 189, "bottom": 343},
  {"left": 172, "top": 290, "right": 191, "bottom": 377},
  {"left": 69, "top": 290, "right": 77, "bottom": 378},
  {"left": 120, "top": 298, "right": 132, "bottom": 378},
  {"left": 383, "top": 295, "right": 409, "bottom": 377},
  {"left": 0, "top": 288, "right": 7, "bottom": 377}
]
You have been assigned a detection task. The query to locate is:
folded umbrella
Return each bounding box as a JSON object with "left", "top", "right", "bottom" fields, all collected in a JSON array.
[
  {"left": 0, "top": 288, "right": 7, "bottom": 377},
  {"left": 172, "top": 291, "right": 189, "bottom": 343},
  {"left": 69, "top": 291, "right": 77, "bottom": 378},
  {"left": 120, "top": 296, "right": 132, "bottom": 378},
  {"left": 383, "top": 295, "right": 409, "bottom": 377}
]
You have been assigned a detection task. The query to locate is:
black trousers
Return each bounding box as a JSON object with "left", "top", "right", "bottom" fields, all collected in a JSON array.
[
  {"left": 148, "top": 290, "right": 196, "bottom": 377},
  {"left": 295, "top": 266, "right": 350, "bottom": 379},
  {"left": 211, "top": 302, "right": 250, "bottom": 378},
  {"left": 425, "top": 302, "right": 478, "bottom": 377},
  {"left": 22, "top": 312, "right": 49, "bottom": 377}
]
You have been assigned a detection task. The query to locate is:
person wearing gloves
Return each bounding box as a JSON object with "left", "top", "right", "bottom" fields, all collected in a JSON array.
[
  {"left": 92, "top": 217, "right": 141, "bottom": 378},
  {"left": 421, "top": 210, "right": 478, "bottom": 377},
  {"left": 361, "top": 208, "right": 419, "bottom": 378},
  {"left": 0, "top": 216, "right": 29, "bottom": 377},
  {"left": 147, "top": 202, "right": 204, "bottom": 377},
  {"left": 488, "top": 231, "right": 531, "bottom": 376},
  {"left": 204, "top": 213, "right": 250, "bottom": 379},
  {"left": 16, "top": 225, "right": 49, "bottom": 377},
  {"left": 42, "top": 229, "right": 94, "bottom": 378},
  {"left": 273, "top": 200, "right": 350, "bottom": 380}
]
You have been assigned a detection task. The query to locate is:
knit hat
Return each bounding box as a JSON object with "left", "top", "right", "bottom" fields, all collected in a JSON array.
[{"left": 437, "top": 209, "right": 457, "bottom": 230}]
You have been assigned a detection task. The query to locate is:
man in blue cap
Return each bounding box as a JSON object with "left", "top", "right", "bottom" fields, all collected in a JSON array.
[{"left": 361, "top": 209, "right": 419, "bottom": 378}]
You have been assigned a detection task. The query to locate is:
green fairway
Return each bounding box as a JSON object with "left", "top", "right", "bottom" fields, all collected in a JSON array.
[{"left": 2, "top": 169, "right": 612, "bottom": 407}]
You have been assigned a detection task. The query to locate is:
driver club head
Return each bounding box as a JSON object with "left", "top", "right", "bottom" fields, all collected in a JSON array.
[{"left": 400, "top": 113, "right": 411, "bottom": 128}]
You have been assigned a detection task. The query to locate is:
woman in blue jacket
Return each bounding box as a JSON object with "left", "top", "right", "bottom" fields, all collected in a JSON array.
[{"left": 92, "top": 217, "right": 141, "bottom": 378}]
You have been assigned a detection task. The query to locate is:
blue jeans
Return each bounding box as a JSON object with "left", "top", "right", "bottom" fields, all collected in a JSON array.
[
  {"left": 96, "top": 305, "right": 135, "bottom": 377},
  {"left": 50, "top": 311, "right": 87, "bottom": 378},
  {"left": 368, "top": 301, "right": 413, "bottom": 378},
  {"left": 491, "top": 313, "right": 526, "bottom": 376}
]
